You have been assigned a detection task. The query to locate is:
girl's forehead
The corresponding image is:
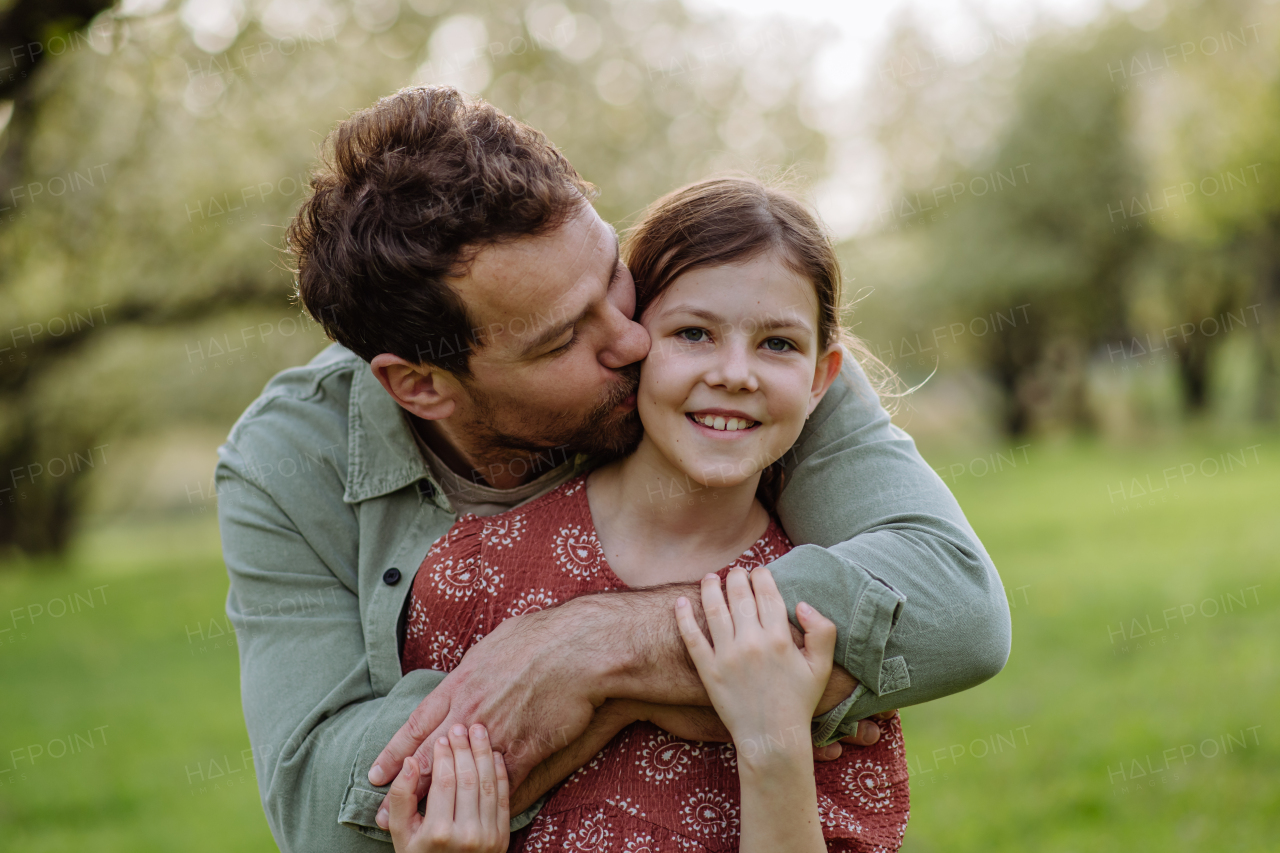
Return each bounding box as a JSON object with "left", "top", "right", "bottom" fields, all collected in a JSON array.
[{"left": 650, "top": 255, "right": 820, "bottom": 325}]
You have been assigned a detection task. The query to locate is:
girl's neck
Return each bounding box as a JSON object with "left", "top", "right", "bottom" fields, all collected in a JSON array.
[{"left": 587, "top": 438, "right": 769, "bottom": 587}]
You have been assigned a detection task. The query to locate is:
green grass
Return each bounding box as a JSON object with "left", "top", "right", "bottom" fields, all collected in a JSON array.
[{"left": 1, "top": 439, "right": 1277, "bottom": 852}]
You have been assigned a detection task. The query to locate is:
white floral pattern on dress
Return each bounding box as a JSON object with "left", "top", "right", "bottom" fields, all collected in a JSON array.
[
  {"left": 620, "top": 831, "right": 659, "bottom": 852},
  {"left": 426, "top": 630, "right": 465, "bottom": 672},
  {"left": 844, "top": 759, "right": 894, "bottom": 813},
  {"left": 553, "top": 523, "right": 601, "bottom": 579},
  {"left": 429, "top": 551, "right": 501, "bottom": 600},
  {"left": 481, "top": 514, "right": 526, "bottom": 550},
  {"left": 637, "top": 732, "right": 703, "bottom": 781},
  {"left": 680, "top": 790, "right": 739, "bottom": 838},
  {"left": 521, "top": 813, "right": 561, "bottom": 851},
  {"left": 564, "top": 807, "right": 613, "bottom": 851},
  {"left": 732, "top": 533, "right": 782, "bottom": 570},
  {"left": 507, "top": 589, "right": 559, "bottom": 617},
  {"left": 605, "top": 796, "right": 648, "bottom": 819},
  {"left": 818, "top": 792, "right": 865, "bottom": 833}
]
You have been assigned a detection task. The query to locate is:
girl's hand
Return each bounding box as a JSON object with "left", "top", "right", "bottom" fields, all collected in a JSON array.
[
  {"left": 675, "top": 567, "right": 837, "bottom": 766},
  {"left": 388, "top": 724, "right": 510, "bottom": 853}
]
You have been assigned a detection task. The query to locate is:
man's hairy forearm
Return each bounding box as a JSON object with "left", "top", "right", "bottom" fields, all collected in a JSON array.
[
  {"left": 557, "top": 582, "right": 857, "bottom": 713},
  {"left": 565, "top": 581, "right": 711, "bottom": 706}
]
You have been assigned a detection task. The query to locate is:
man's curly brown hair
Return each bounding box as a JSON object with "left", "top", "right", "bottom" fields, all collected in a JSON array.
[{"left": 287, "top": 86, "right": 595, "bottom": 375}]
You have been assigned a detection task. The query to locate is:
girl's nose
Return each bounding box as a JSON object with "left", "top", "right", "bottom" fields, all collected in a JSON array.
[{"left": 706, "top": 340, "right": 758, "bottom": 393}]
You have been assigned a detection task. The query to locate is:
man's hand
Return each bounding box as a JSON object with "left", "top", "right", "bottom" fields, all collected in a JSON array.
[{"left": 370, "top": 606, "right": 601, "bottom": 806}]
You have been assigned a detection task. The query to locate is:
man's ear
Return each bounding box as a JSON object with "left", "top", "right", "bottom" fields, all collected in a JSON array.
[
  {"left": 807, "top": 344, "right": 844, "bottom": 417},
  {"left": 370, "top": 354, "right": 460, "bottom": 421}
]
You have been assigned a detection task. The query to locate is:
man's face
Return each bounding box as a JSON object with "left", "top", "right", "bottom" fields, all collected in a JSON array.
[{"left": 448, "top": 203, "right": 650, "bottom": 466}]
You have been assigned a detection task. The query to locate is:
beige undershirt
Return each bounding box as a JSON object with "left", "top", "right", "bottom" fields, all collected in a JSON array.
[{"left": 406, "top": 413, "right": 581, "bottom": 518}]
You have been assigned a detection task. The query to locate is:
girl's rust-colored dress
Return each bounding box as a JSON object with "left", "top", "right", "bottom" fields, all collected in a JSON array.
[{"left": 402, "top": 474, "right": 909, "bottom": 852}]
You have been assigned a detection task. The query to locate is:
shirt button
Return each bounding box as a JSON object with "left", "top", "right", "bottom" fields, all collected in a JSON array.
[{"left": 382, "top": 568, "right": 402, "bottom": 586}]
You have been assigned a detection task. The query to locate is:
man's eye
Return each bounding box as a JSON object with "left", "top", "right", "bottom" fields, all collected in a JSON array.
[
  {"left": 677, "top": 328, "right": 709, "bottom": 343},
  {"left": 763, "top": 337, "right": 794, "bottom": 352},
  {"left": 550, "top": 333, "right": 576, "bottom": 355}
]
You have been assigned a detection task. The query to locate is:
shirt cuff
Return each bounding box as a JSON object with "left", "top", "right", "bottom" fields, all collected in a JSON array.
[
  {"left": 811, "top": 684, "right": 867, "bottom": 748},
  {"left": 771, "top": 544, "right": 906, "bottom": 692},
  {"left": 338, "top": 669, "right": 554, "bottom": 839}
]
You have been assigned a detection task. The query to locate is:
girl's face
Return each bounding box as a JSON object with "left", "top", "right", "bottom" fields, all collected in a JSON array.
[{"left": 637, "top": 252, "right": 843, "bottom": 490}]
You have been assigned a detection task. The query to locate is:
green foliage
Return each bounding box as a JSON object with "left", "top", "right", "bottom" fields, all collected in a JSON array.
[{"left": 847, "top": 0, "right": 1280, "bottom": 435}]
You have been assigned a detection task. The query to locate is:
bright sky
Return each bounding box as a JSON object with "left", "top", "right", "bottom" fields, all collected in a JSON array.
[
  {"left": 685, "top": 0, "right": 1138, "bottom": 99},
  {"left": 683, "top": 0, "right": 1147, "bottom": 235}
]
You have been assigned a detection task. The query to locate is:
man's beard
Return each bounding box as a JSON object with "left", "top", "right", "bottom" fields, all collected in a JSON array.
[{"left": 460, "top": 365, "right": 642, "bottom": 477}]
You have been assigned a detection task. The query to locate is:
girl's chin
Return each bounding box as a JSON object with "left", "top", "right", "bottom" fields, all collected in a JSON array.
[{"left": 679, "top": 462, "right": 764, "bottom": 490}]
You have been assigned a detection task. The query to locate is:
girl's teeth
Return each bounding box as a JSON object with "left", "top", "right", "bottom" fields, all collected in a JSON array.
[{"left": 693, "top": 414, "right": 755, "bottom": 431}]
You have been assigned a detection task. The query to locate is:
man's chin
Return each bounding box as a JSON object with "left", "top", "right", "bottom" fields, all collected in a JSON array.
[{"left": 570, "top": 408, "right": 642, "bottom": 461}]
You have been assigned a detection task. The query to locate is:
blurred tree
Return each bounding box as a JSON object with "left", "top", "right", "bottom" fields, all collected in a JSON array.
[
  {"left": 0, "top": 0, "right": 828, "bottom": 556},
  {"left": 1130, "top": 0, "right": 1280, "bottom": 420},
  {"left": 0, "top": 0, "right": 114, "bottom": 190},
  {"left": 855, "top": 16, "right": 1152, "bottom": 435}
]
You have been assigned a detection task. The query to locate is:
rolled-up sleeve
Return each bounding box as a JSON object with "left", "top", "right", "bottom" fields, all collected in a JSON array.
[{"left": 770, "top": 354, "right": 1011, "bottom": 743}]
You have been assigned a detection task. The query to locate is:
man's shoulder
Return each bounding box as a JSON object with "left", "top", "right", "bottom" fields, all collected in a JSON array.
[{"left": 220, "top": 344, "right": 361, "bottom": 473}]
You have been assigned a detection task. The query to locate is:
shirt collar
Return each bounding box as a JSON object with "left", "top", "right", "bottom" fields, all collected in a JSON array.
[{"left": 343, "top": 362, "right": 434, "bottom": 504}]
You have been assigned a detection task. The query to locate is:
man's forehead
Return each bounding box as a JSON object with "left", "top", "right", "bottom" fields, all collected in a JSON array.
[{"left": 462, "top": 208, "right": 616, "bottom": 341}]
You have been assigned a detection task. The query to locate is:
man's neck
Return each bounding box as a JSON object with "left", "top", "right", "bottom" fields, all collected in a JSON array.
[{"left": 410, "top": 415, "right": 536, "bottom": 490}]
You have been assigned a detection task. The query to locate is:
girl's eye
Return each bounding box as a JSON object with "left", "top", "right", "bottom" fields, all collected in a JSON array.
[
  {"left": 763, "top": 337, "right": 794, "bottom": 352},
  {"left": 677, "top": 328, "right": 710, "bottom": 343}
]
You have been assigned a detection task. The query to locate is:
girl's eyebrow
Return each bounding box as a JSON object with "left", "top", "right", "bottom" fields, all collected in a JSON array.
[{"left": 662, "top": 304, "right": 815, "bottom": 333}]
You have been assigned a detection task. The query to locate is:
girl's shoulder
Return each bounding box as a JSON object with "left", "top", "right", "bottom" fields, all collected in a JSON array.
[{"left": 427, "top": 473, "right": 593, "bottom": 561}]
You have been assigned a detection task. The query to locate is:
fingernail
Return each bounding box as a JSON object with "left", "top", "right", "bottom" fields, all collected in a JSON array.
[
  {"left": 451, "top": 724, "right": 466, "bottom": 737},
  {"left": 376, "top": 808, "right": 388, "bottom": 829},
  {"left": 368, "top": 765, "right": 386, "bottom": 786},
  {"left": 473, "top": 725, "right": 487, "bottom": 739},
  {"left": 676, "top": 596, "right": 688, "bottom": 608},
  {"left": 797, "top": 602, "right": 812, "bottom": 616}
]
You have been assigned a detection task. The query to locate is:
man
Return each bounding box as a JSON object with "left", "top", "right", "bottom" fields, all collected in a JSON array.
[{"left": 217, "top": 86, "right": 1010, "bottom": 852}]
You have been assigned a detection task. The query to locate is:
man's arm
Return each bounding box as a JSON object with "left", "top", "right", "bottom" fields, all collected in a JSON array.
[
  {"left": 371, "top": 580, "right": 865, "bottom": 802},
  {"left": 771, "top": 352, "right": 1011, "bottom": 738}
]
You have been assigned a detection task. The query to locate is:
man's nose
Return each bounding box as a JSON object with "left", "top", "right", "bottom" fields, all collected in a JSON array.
[{"left": 598, "top": 312, "right": 650, "bottom": 369}]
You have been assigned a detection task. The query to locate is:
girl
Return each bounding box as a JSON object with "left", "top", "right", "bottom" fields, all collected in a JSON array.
[{"left": 389, "top": 176, "right": 909, "bottom": 852}]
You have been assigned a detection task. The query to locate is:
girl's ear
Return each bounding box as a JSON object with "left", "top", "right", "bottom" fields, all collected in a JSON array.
[{"left": 807, "top": 343, "right": 844, "bottom": 417}]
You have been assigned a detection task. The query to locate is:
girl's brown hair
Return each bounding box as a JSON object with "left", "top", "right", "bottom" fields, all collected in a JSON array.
[{"left": 621, "top": 175, "right": 894, "bottom": 506}]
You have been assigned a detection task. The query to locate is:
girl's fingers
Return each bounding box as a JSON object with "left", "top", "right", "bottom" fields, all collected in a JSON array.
[
  {"left": 797, "top": 601, "right": 838, "bottom": 672},
  {"left": 494, "top": 751, "right": 511, "bottom": 839},
  {"left": 423, "top": 737, "right": 456, "bottom": 829},
  {"left": 675, "top": 595, "right": 715, "bottom": 672},
  {"left": 748, "top": 567, "right": 789, "bottom": 633},
  {"left": 448, "top": 725, "right": 480, "bottom": 827},
  {"left": 468, "top": 725, "right": 498, "bottom": 834},
  {"left": 723, "top": 568, "right": 759, "bottom": 634},
  {"left": 387, "top": 755, "right": 424, "bottom": 844},
  {"left": 700, "top": 573, "right": 736, "bottom": 648}
]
